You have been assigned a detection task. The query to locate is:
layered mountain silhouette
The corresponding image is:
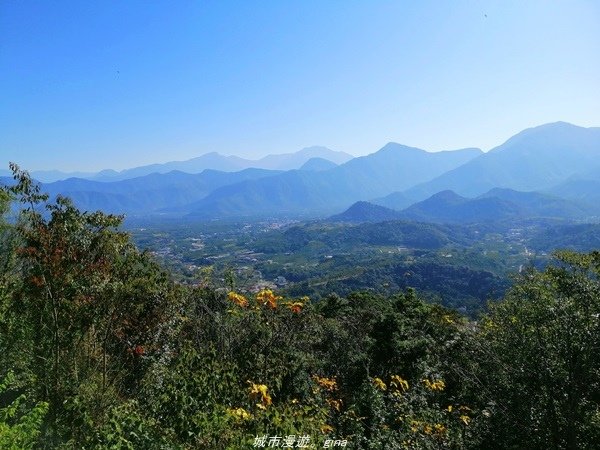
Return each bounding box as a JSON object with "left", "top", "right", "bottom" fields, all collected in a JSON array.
[
  {"left": 334, "top": 188, "right": 593, "bottom": 224},
  {"left": 371, "top": 191, "right": 415, "bottom": 211},
  {"left": 545, "top": 167, "right": 600, "bottom": 213},
  {"left": 98, "top": 146, "right": 354, "bottom": 181},
  {"left": 40, "top": 168, "right": 281, "bottom": 214},
  {"left": 1, "top": 146, "right": 351, "bottom": 182},
  {"left": 330, "top": 201, "right": 403, "bottom": 222},
  {"left": 185, "top": 145, "right": 482, "bottom": 218},
  {"left": 405, "top": 122, "right": 600, "bottom": 200},
  {"left": 299, "top": 157, "right": 338, "bottom": 171},
  {"left": 3, "top": 122, "right": 599, "bottom": 220}
]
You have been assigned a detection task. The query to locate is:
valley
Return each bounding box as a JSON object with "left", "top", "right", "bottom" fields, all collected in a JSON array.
[{"left": 128, "top": 215, "right": 599, "bottom": 317}]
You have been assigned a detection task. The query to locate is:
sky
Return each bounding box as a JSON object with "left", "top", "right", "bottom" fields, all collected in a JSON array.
[{"left": 1, "top": 1, "right": 599, "bottom": 172}]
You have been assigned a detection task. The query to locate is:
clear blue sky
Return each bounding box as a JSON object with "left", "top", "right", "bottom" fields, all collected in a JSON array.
[{"left": 1, "top": 0, "right": 599, "bottom": 171}]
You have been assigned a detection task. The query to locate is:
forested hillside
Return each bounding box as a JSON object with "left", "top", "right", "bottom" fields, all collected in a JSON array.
[{"left": 2, "top": 166, "right": 600, "bottom": 449}]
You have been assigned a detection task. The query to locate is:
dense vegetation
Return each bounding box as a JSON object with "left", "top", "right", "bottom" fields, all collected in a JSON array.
[
  {"left": 130, "top": 215, "right": 599, "bottom": 317},
  {"left": 2, "top": 166, "right": 600, "bottom": 449}
]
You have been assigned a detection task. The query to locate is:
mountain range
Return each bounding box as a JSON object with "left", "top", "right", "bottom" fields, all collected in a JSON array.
[
  {"left": 0, "top": 146, "right": 353, "bottom": 182},
  {"left": 405, "top": 122, "right": 600, "bottom": 200},
  {"left": 185, "top": 145, "right": 482, "bottom": 218},
  {"left": 38, "top": 168, "right": 282, "bottom": 215},
  {"left": 333, "top": 187, "right": 595, "bottom": 224},
  {"left": 2, "top": 122, "right": 599, "bottom": 221}
]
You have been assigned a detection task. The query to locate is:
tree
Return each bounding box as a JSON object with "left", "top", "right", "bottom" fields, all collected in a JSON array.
[
  {"left": 1, "top": 164, "right": 184, "bottom": 445},
  {"left": 469, "top": 251, "right": 600, "bottom": 449}
]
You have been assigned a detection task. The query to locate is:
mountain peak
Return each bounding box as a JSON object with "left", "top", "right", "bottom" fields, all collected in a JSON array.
[
  {"left": 379, "top": 142, "right": 424, "bottom": 153},
  {"left": 330, "top": 201, "right": 402, "bottom": 223},
  {"left": 427, "top": 190, "right": 468, "bottom": 203},
  {"left": 489, "top": 121, "right": 592, "bottom": 154},
  {"left": 299, "top": 157, "right": 338, "bottom": 171},
  {"left": 298, "top": 145, "right": 337, "bottom": 153}
]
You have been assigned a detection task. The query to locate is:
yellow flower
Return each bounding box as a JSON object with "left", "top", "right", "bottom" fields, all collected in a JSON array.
[
  {"left": 422, "top": 378, "right": 445, "bottom": 391},
  {"left": 390, "top": 375, "right": 409, "bottom": 392},
  {"left": 247, "top": 381, "right": 272, "bottom": 407},
  {"left": 227, "top": 407, "right": 252, "bottom": 421},
  {"left": 372, "top": 377, "right": 387, "bottom": 391},
  {"left": 459, "top": 415, "right": 471, "bottom": 426},
  {"left": 287, "top": 301, "right": 305, "bottom": 313},
  {"left": 256, "top": 289, "right": 281, "bottom": 309},
  {"left": 228, "top": 292, "right": 248, "bottom": 307},
  {"left": 313, "top": 375, "right": 337, "bottom": 392},
  {"left": 410, "top": 420, "right": 421, "bottom": 433},
  {"left": 442, "top": 314, "right": 454, "bottom": 324},
  {"left": 326, "top": 398, "right": 342, "bottom": 411},
  {"left": 321, "top": 424, "right": 334, "bottom": 434},
  {"left": 434, "top": 423, "right": 447, "bottom": 435},
  {"left": 483, "top": 318, "right": 499, "bottom": 330}
]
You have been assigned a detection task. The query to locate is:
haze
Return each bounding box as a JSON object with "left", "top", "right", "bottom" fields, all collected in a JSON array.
[{"left": 1, "top": 0, "right": 599, "bottom": 171}]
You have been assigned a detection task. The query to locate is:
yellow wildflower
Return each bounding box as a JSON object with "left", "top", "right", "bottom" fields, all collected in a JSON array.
[
  {"left": 227, "top": 407, "right": 252, "bottom": 421},
  {"left": 434, "top": 423, "right": 447, "bottom": 435},
  {"left": 447, "top": 405, "right": 453, "bottom": 412},
  {"left": 390, "top": 375, "right": 409, "bottom": 392},
  {"left": 247, "top": 381, "right": 272, "bottom": 408},
  {"left": 256, "top": 289, "right": 281, "bottom": 309},
  {"left": 326, "top": 398, "right": 342, "bottom": 411},
  {"left": 372, "top": 377, "right": 387, "bottom": 391},
  {"left": 287, "top": 301, "right": 305, "bottom": 313},
  {"left": 313, "top": 375, "right": 337, "bottom": 392},
  {"left": 228, "top": 292, "right": 248, "bottom": 307},
  {"left": 321, "top": 424, "right": 334, "bottom": 434},
  {"left": 459, "top": 415, "right": 470, "bottom": 426},
  {"left": 422, "top": 378, "right": 445, "bottom": 391},
  {"left": 483, "top": 318, "right": 499, "bottom": 330},
  {"left": 410, "top": 420, "right": 421, "bottom": 433}
]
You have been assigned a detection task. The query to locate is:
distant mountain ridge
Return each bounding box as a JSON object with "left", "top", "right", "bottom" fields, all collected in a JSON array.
[
  {"left": 332, "top": 187, "right": 594, "bottom": 224},
  {"left": 405, "top": 122, "right": 600, "bottom": 200},
  {"left": 4, "top": 121, "right": 600, "bottom": 221},
  {"left": 2, "top": 146, "right": 354, "bottom": 182},
  {"left": 329, "top": 201, "right": 403, "bottom": 222},
  {"left": 96, "top": 146, "right": 354, "bottom": 181},
  {"left": 185, "top": 145, "right": 483, "bottom": 218},
  {"left": 371, "top": 191, "right": 415, "bottom": 211},
  {"left": 40, "top": 168, "right": 282, "bottom": 215},
  {"left": 299, "top": 157, "right": 338, "bottom": 171}
]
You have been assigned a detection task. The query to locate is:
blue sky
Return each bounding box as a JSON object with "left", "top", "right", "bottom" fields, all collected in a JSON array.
[{"left": 1, "top": 0, "right": 599, "bottom": 171}]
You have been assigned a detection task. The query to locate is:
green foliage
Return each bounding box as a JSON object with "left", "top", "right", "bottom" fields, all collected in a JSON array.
[
  {"left": 92, "top": 400, "right": 172, "bottom": 450},
  {"left": 1, "top": 165, "right": 186, "bottom": 445},
  {"left": 0, "top": 372, "right": 48, "bottom": 450},
  {"left": 2, "top": 164, "right": 600, "bottom": 449},
  {"left": 466, "top": 250, "right": 600, "bottom": 449}
]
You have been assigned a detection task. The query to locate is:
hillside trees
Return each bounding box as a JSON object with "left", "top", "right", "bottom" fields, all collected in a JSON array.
[
  {"left": 1, "top": 165, "right": 185, "bottom": 445},
  {"left": 2, "top": 163, "right": 600, "bottom": 448},
  {"left": 465, "top": 251, "right": 600, "bottom": 449}
]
